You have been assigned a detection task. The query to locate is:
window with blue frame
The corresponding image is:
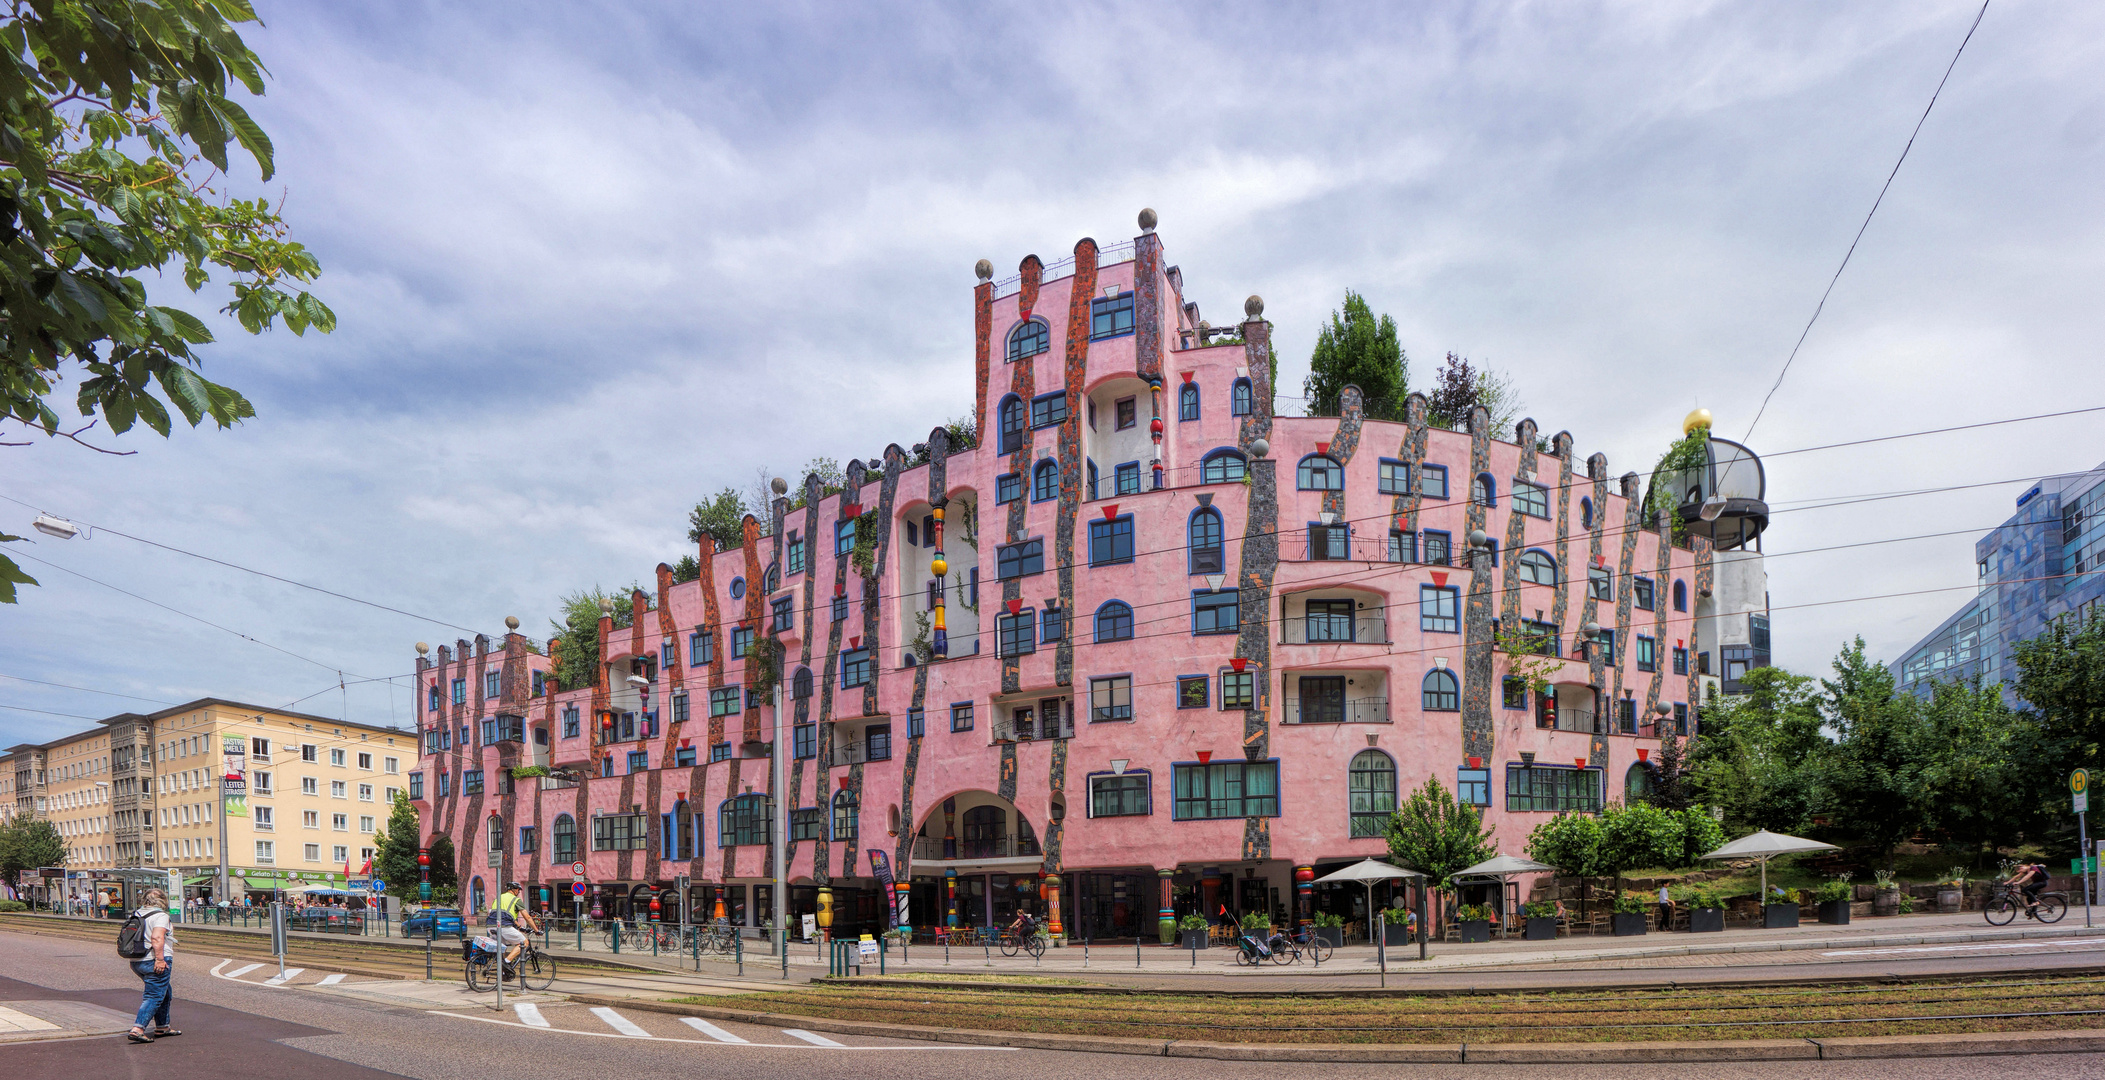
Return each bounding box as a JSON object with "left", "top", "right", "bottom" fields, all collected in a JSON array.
[
  {"left": 1588, "top": 567, "right": 1613, "bottom": 601},
  {"left": 1502, "top": 676, "right": 1527, "bottom": 708},
  {"left": 832, "top": 594, "right": 848, "bottom": 622},
  {"left": 951, "top": 701, "right": 974, "bottom": 731},
  {"left": 409, "top": 772, "right": 424, "bottom": 800},
  {"left": 1090, "top": 675, "right": 1132, "bottom": 722},
  {"left": 562, "top": 706, "right": 579, "bottom": 739},
  {"left": 1514, "top": 481, "right": 1549, "bottom": 518},
  {"left": 1422, "top": 669, "right": 1460, "bottom": 710},
  {"left": 627, "top": 750, "right": 648, "bottom": 773},
  {"left": 731, "top": 626, "right": 753, "bottom": 658},
  {"left": 793, "top": 666, "right": 812, "bottom": 698},
  {"left": 999, "top": 395, "right": 1025, "bottom": 454},
  {"left": 437, "top": 772, "right": 450, "bottom": 796},
  {"left": 1089, "top": 515, "right": 1134, "bottom": 565},
  {"left": 1389, "top": 530, "right": 1415, "bottom": 563},
  {"left": 1636, "top": 636, "right": 1657, "bottom": 672},
  {"left": 1378, "top": 458, "right": 1410, "bottom": 495},
  {"left": 532, "top": 671, "right": 545, "bottom": 697},
  {"left": 1040, "top": 606, "right": 1063, "bottom": 643},
  {"left": 1634, "top": 577, "right": 1656, "bottom": 611},
  {"left": 997, "top": 611, "right": 1035, "bottom": 657},
  {"left": 841, "top": 648, "right": 873, "bottom": 687},
  {"left": 674, "top": 746, "right": 696, "bottom": 767},
  {"left": 836, "top": 519, "right": 857, "bottom": 555},
  {"left": 485, "top": 670, "right": 499, "bottom": 698},
  {"left": 1193, "top": 589, "right": 1239, "bottom": 635},
  {"left": 907, "top": 707, "right": 925, "bottom": 738},
  {"left": 452, "top": 678, "right": 465, "bottom": 704},
  {"left": 1420, "top": 464, "right": 1449, "bottom": 499},
  {"left": 764, "top": 562, "right": 779, "bottom": 592},
  {"left": 661, "top": 640, "right": 676, "bottom": 669},
  {"left": 787, "top": 531, "right": 805, "bottom": 574},
  {"left": 1090, "top": 292, "right": 1134, "bottom": 338},
  {"left": 1308, "top": 523, "right": 1348, "bottom": 560},
  {"left": 729, "top": 577, "right": 745, "bottom": 600},
  {"left": 1231, "top": 378, "right": 1252, "bottom": 416},
  {"left": 1220, "top": 669, "right": 1254, "bottom": 708},
  {"left": 1178, "top": 382, "right": 1199, "bottom": 421},
  {"left": 1095, "top": 600, "right": 1134, "bottom": 642},
  {"left": 1189, "top": 508, "right": 1224, "bottom": 574},
  {"left": 996, "top": 472, "right": 1022, "bottom": 504},
  {"left": 1424, "top": 530, "right": 1452, "bottom": 566},
  {"left": 832, "top": 790, "right": 860, "bottom": 841},
  {"left": 1031, "top": 391, "right": 1068, "bottom": 428},
  {"left": 1421, "top": 585, "right": 1459, "bottom": 632},
  {"left": 1517, "top": 550, "right": 1558, "bottom": 585},
  {"left": 690, "top": 630, "right": 712, "bottom": 666},
  {"left": 1673, "top": 579, "right": 1688, "bottom": 611},
  {"left": 1297, "top": 454, "right": 1343, "bottom": 491},
  {"left": 671, "top": 691, "right": 690, "bottom": 723},
  {"left": 1115, "top": 461, "right": 1141, "bottom": 496},
  {"left": 1086, "top": 460, "right": 1099, "bottom": 498},
  {"left": 1457, "top": 768, "right": 1491, "bottom": 806},
  {"left": 771, "top": 595, "right": 795, "bottom": 633},
  {"left": 1007, "top": 318, "right": 1048, "bottom": 361},
  {"left": 792, "top": 724, "right": 816, "bottom": 760},
  {"left": 1472, "top": 473, "right": 1496, "bottom": 507},
  {"left": 709, "top": 742, "right": 732, "bottom": 763},
  {"left": 1177, "top": 675, "right": 1209, "bottom": 709},
  {"left": 1200, "top": 450, "right": 1246, "bottom": 484},
  {"left": 1032, "top": 458, "right": 1059, "bottom": 501},
  {"left": 427, "top": 684, "right": 440, "bottom": 712},
  {"left": 997, "top": 539, "right": 1044, "bottom": 578},
  {"left": 709, "top": 687, "right": 741, "bottom": 716}
]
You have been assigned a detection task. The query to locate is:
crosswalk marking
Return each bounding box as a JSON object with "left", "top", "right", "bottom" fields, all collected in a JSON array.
[
  {"left": 225, "top": 963, "right": 262, "bottom": 978},
  {"left": 783, "top": 1029, "right": 845, "bottom": 1047},
  {"left": 317, "top": 973, "right": 347, "bottom": 986},
  {"left": 514, "top": 1003, "right": 549, "bottom": 1028},
  {"left": 589, "top": 1007, "right": 650, "bottom": 1038},
  {"left": 264, "top": 967, "right": 304, "bottom": 985},
  {"left": 679, "top": 1017, "right": 748, "bottom": 1043}
]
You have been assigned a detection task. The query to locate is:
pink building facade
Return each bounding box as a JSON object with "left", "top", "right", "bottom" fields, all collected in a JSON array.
[{"left": 412, "top": 215, "right": 1709, "bottom": 942}]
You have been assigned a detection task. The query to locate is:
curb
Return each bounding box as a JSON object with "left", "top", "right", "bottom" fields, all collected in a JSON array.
[{"left": 564, "top": 996, "right": 2105, "bottom": 1063}]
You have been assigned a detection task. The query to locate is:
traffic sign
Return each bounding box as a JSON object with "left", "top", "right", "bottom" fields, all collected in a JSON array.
[
  {"left": 571, "top": 862, "right": 585, "bottom": 877},
  {"left": 371, "top": 879, "right": 386, "bottom": 892},
  {"left": 2080, "top": 790, "right": 2091, "bottom": 815},
  {"left": 2073, "top": 857, "right": 2098, "bottom": 875},
  {"left": 2074, "top": 769, "right": 2089, "bottom": 795},
  {"left": 571, "top": 882, "right": 586, "bottom": 897}
]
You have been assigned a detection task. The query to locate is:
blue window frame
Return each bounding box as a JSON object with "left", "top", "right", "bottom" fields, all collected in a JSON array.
[
  {"left": 1588, "top": 567, "right": 1613, "bottom": 601},
  {"left": 1031, "top": 391, "right": 1068, "bottom": 428},
  {"left": 1636, "top": 636, "right": 1657, "bottom": 672},
  {"left": 1086, "top": 460, "right": 1099, "bottom": 498},
  {"left": 1420, "top": 464, "right": 1449, "bottom": 499},
  {"left": 690, "top": 630, "right": 712, "bottom": 666},
  {"left": 709, "top": 742, "right": 732, "bottom": 763},
  {"left": 1090, "top": 675, "right": 1132, "bottom": 722},
  {"left": 1095, "top": 600, "right": 1134, "bottom": 642},
  {"left": 950, "top": 701, "right": 974, "bottom": 732},
  {"left": 661, "top": 639, "right": 676, "bottom": 669},
  {"left": 792, "top": 666, "right": 812, "bottom": 698},
  {"left": 1231, "top": 378, "right": 1252, "bottom": 416},
  {"left": 1297, "top": 454, "right": 1343, "bottom": 491},
  {"left": 452, "top": 678, "right": 465, "bottom": 704},
  {"left": 841, "top": 649, "right": 872, "bottom": 687},
  {"left": 627, "top": 750, "right": 648, "bottom": 774},
  {"left": 1115, "top": 461, "right": 1141, "bottom": 496},
  {"left": 1389, "top": 530, "right": 1415, "bottom": 563},
  {"left": 1007, "top": 318, "right": 1048, "bottom": 361},
  {"left": 1220, "top": 669, "right": 1254, "bottom": 709},
  {"left": 1673, "top": 579, "right": 1688, "bottom": 612},
  {"left": 671, "top": 691, "right": 690, "bottom": 723},
  {"left": 710, "top": 687, "right": 741, "bottom": 716},
  {"left": 1200, "top": 449, "right": 1247, "bottom": 484},
  {"left": 831, "top": 594, "right": 848, "bottom": 622},
  {"left": 907, "top": 707, "right": 925, "bottom": 738},
  {"left": 1514, "top": 481, "right": 1549, "bottom": 518},
  {"left": 1581, "top": 497, "right": 1594, "bottom": 529},
  {"left": 1378, "top": 458, "right": 1410, "bottom": 495},
  {"left": 998, "top": 394, "right": 1025, "bottom": 454},
  {"left": 1089, "top": 515, "right": 1134, "bottom": 565},
  {"left": 1188, "top": 507, "right": 1224, "bottom": 574},
  {"left": 835, "top": 519, "right": 856, "bottom": 556},
  {"left": 1423, "top": 530, "right": 1451, "bottom": 566},
  {"left": 731, "top": 626, "right": 753, "bottom": 658},
  {"left": 764, "top": 562, "right": 779, "bottom": 592},
  {"left": 1177, "top": 674, "right": 1209, "bottom": 709},
  {"left": 562, "top": 706, "right": 579, "bottom": 739},
  {"left": 427, "top": 684, "right": 440, "bottom": 712},
  {"left": 485, "top": 670, "right": 500, "bottom": 698},
  {"left": 729, "top": 576, "right": 745, "bottom": 600},
  {"left": 787, "top": 531, "right": 805, "bottom": 574},
  {"left": 1178, "top": 382, "right": 1199, "bottom": 421},
  {"left": 1422, "top": 669, "right": 1460, "bottom": 710},
  {"left": 1040, "top": 606, "right": 1063, "bottom": 643},
  {"left": 996, "top": 472, "right": 1021, "bottom": 504},
  {"left": 1308, "top": 522, "right": 1348, "bottom": 560},
  {"left": 1634, "top": 577, "right": 1656, "bottom": 611},
  {"left": 1457, "top": 768, "right": 1491, "bottom": 807},
  {"left": 997, "top": 539, "right": 1044, "bottom": 579},
  {"left": 1090, "top": 292, "right": 1134, "bottom": 338},
  {"left": 437, "top": 772, "right": 450, "bottom": 796},
  {"left": 997, "top": 611, "right": 1035, "bottom": 657},
  {"left": 1517, "top": 549, "right": 1558, "bottom": 585},
  {"left": 1502, "top": 676, "right": 1527, "bottom": 709},
  {"left": 1472, "top": 473, "right": 1496, "bottom": 507},
  {"left": 1420, "top": 585, "right": 1459, "bottom": 632},
  {"left": 674, "top": 746, "right": 696, "bottom": 768},
  {"left": 1193, "top": 589, "right": 1239, "bottom": 635},
  {"left": 772, "top": 595, "right": 795, "bottom": 633},
  {"left": 1032, "top": 458, "right": 1059, "bottom": 501}
]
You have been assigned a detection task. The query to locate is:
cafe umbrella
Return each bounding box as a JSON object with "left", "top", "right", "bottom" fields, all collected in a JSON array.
[
  {"left": 1451, "top": 854, "right": 1558, "bottom": 937},
  {"left": 1701, "top": 830, "right": 1839, "bottom": 901},
  {"left": 1313, "top": 858, "right": 1424, "bottom": 944}
]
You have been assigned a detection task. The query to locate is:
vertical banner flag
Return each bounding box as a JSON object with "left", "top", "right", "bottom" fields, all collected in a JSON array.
[{"left": 867, "top": 849, "right": 897, "bottom": 929}]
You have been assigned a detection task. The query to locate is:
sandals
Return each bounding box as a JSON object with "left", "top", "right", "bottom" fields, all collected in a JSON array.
[
  {"left": 154, "top": 1028, "right": 182, "bottom": 1037},
  {"left": 126, "top": 1030, "right": 154, "bottom": 1044}
]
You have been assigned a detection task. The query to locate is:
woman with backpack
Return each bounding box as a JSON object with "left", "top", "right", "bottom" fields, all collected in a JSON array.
[{"left": 122, "top": 887, "right": 180, "bottom": 1043}]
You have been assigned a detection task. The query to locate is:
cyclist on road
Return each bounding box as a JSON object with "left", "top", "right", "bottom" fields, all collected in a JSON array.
[
  {"left": 2005, "top": 862, "right": 2049, "bottom": 917},
  {"left": 493, "top": 882, "right": 539, "bottom": 976}
]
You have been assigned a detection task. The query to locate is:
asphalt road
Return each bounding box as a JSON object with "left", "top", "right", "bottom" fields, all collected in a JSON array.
[{"left": 6, "top": 929, "right": 2105, "bottom": 1079}]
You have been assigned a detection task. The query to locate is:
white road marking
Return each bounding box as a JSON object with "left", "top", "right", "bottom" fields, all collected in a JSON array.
[
  {"left": 264, "top": 967, "right": 305, "bottom": 985},
  {"left": 1820, "top": 939, "right": 2105, "bottom": 957},
  {"left": 590, "top": 1007, "right": 651, "bottom": 1038},
  {"left": 224, "top": 963, "right": 263, "bottom": 978},
  {"left": 783, "top": 1029, "right": 846, "bottom": 1047},
  {"left": 680, "top": 1017, "right": 748, "bottom": 1043},
  {"left": 317, "top": 973, "right": 347, "bottom": 986},
  {"left": 514, "top": 1003, "right": 549, "bottom": 1028},
  {"left": 432, "top": 1010, "right": 1011, "bottom": 1050}
]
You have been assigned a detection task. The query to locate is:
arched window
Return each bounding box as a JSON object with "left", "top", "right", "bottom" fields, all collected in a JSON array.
[
  {"left": 998, "top": 395, "right": 1025, "bottom": 454},
  {"left": 1517, "top": 550, "right": 1558, "bottom": 586},
  {"left": 1673, "top": 579, "right": 1688, "bottom": 612},
  {"left": 552, "top": 814, "right": 576, "bottom": 862},
  {"left": 831, "top": 789, "right": 859, "bottom": 842},
  {"left": 1231, "top": 378, "right": 1253, "bottom": 416},
  {"left": 487, "top": 813, "right": 505, "bottom": 855},
  {"left": 1349, "top": 750, "right": 1397, "bottom": 837},
  {"left": 1188, "top": 508, "right": 1224, "bottom": 574},
  {"left": 719, "top": 794, "right": 772, "bottom": 847},
  {"left": 1422, "top": 669, "right": 1460, "bottom": 711},
  {"left": 1297, "top": 454, "right": 1343, "bottom": 491},
  {"left": 764, "top": 562, "right": 779, "bottom": 592},
  {"left": 1032, "top": 458, "right": 1059, "bottom": 502},
  {"left": 1472, "top": 473, "right": 1496, "bottom": 507},
  {"left": 1625, "top": 762, "right": 1654, "bottom": 800},
  {"left": 1178, "top": 382, "right": 1200, "bottom": 421},
  {"left": 1008, "top": 319, "right": 1049, "bottom": 361},
  {"left": 469, "top": 877, "right": 485, "bottom": 913},
  {"left": 1201, "top": 449, "right": 1247, "bottom": 484},
  {"left": 792, "top": 666, "right": 813, "bottom": 699},
  {"left": 1581, "top": 497, "right": 1594, "bottom": 530},
  {"left": 1095, "top": 600, "right": 1134, "bottom": 642}
]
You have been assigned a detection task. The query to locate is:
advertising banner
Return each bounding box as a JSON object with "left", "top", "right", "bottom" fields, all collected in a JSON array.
[{"left": 867, "top": 849, "right": 897, "bottom": 929}]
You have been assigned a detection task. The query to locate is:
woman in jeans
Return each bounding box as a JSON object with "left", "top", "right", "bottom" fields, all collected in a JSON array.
[{"left": 127, "top": 888, "right": 180, "bottom": 1043}]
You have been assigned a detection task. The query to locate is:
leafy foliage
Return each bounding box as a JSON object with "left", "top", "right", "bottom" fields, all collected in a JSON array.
[
  {"left": 1526, "top": 811, "right": 1605, "bottom": 879},
  {"left": 1686, "top": 666, "right": 1827, "bottom": 835},
  {"left": 1382, "top": 776, "right": 1496, "bottom": 887},
  {"left": 426, "top": 832, "right": 458, "bottom": 897},
  {"left": 670, "top": 555, "right": 700, "bottom": 584},
  {"left": 2014, "top": 606, "right": 2105, "bottom": 765},
  {"left": 0, "top": 0, "right": 334, "bottom": 601},
  {"left": 1302, "top": 290, "right": 1406, "bottom": 420},
  {"left": 1598, "top": 802, "right": 1687, "bottom": 885},
  {"left": 1646, "top": 424, "right": 1710, "bottom": 535},
  {"left": 1674, "top": 806, "right": 1725, "bottom": 868},
  {"left": 372, "top": 790, "right": 424, "bottom": 901},
  {"left": 0, "top": 814, "right": 66, "bottom": 891},
  {"left": 686, "top": 487, "right": 749, "bottom": 550},
  {"left": 545, "top": 586, "right": 636, "bottom": 692}
]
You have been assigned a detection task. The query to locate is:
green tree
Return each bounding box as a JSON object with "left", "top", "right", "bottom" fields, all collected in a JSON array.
[
  {"left": 371, "top": 791, "right": 424, "bottom": 902},
  {"left": 2014, "top": 607, "right": 2105, "bottom": 766},
  {"left": 1644, "top": 725, "right": 1692, "bottom": 811},
  {"left": 1526, "top": 811, "right": 1604, "bottom": 911},
  {"left": 1382, "top": 777, "right": 1496, "bottom": 887},
  {"left": 685, "top": 487, "right": 748, "bottom": 550},
  {"left": 1302, "top": 290, "right": 1406, "bottom": 420},
  {"left": 1597, "top": 802, "right": 1685, "bottom": 897},
  {"left": 1686, "top": 666, "right": 1826, "bottom": 834},
  {"left": 426, "top": 832, "right": 458, "bottom": 900},
  {"left": 0, "top": 1, "right": 334, "bottom": 602},
  {"left": 0, "top": 815, "right": 66, "bottom": 895},
  {"left": 670, "top": 555, "right": 700, "bottom": 584},
  {"left": 545, "top": 585, "right": 636, "bottom": 692},
  {"left": 1675, "top": 806, "right": 1726, "bottom": 868},
  {"left": 1913, "top": 678, "right": 2038, "bottom": 853},
  {"left": 1817, "top": 637, "right": 1927, "bottom": 860}
]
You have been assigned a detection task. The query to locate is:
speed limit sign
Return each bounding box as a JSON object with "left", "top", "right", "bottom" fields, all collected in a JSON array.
[{"left": 571, "top": 861, "right": 585, "bottom": 877}]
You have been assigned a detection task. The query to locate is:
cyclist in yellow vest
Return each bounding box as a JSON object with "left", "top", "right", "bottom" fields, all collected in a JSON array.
[{"left": 493, "top": 882, "right": 538, "bottom": 975}]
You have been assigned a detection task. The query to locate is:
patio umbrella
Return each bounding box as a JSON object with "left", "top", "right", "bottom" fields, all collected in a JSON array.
[
  {"left": 1313, "top": 859, "right": 1424, "bottom": 940},
  {"left": 1452, "top": 855, "right": 1558, "bottom": 937},
  {"left": 1701, "top": 830, "right": 1839, "bottom": 900}
]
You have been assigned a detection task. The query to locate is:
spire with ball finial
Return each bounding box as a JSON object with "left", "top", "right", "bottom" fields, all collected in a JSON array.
[
  {"left": 1683, "top": 408, "right": 1713, "bottom": 435},
  {"left": 974, "top": 259, "right": 992, "bottom": 282},
  {"left": 1138, "top": 207, "right": 1157, "bottom": 234}
]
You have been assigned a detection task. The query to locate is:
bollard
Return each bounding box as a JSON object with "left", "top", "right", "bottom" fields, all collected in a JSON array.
[
  {"left": 736, "top": 930, "right": 744, "bottom": 977},
  {"left": 1377, "top": 912, "right": 1386, "bottom": 989},
  {"left": 984, "top": 941, "right": 991, "bottom": 968},
  {"left": 612, "top": 921, "right": 620, "bottom": 954},
  {"left": 693, "top": 928, "right": 700, "bottom": 972},
  {"left": 1137, "top": 939, "right": 1141, "bottom": 968},
  {"left": 880, "top": 937, "right": 887, "bottom": 976},
  {"left": 944, "top": 940, "right": 950, "bottom": 966},
  {"left": 653, "top": 927, "right": 659, "bottom": 957},
  {"left": 1190, "top": 932, "right": 1197, "bottom": 967}
]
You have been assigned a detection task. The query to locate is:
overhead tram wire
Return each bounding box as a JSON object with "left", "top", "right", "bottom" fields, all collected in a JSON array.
[{"left": 0, "top": 674, "right": 181, "bottom": 706}]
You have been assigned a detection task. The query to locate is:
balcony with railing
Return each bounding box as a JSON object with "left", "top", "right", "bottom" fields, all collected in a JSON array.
[
  {"left": 1283, "top": 696, "right": 1391, "bottom": 725},
  {"left": 911, "top": 835, "right": 1042, "bottom": 862},
  {"left": 1281, "top": 670, "right": 1390, "bottom": 724},
  {"left": 991, "top": 697, "right": 1074, "bottom": 743},
  {"left": 1278, "top": 594, "right": 1389, "bottom": 646}
]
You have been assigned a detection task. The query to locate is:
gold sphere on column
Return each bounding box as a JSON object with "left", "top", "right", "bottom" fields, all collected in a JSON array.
[{"left": 1682, "top": 408, "right": 1713, "bottom": 435}]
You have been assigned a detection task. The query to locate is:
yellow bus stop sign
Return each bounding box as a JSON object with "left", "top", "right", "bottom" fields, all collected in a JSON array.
[{"left": 2075, "top": 770, "right": 2090, "bottom": 795}]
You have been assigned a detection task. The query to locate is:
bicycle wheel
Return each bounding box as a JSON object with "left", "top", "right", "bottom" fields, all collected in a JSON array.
[
  {"left": 520, "top": 950, "right": 555, "bottom": 990},
  {"left": 2038, "top": 894, "right": 2068, "bottom": 924},
  {"left": 464, "top": 956, "right": 494, "bottom": 992},
  {"left": 1984, "top": 897, "right": 2017, "bottom": 926},
  {"left": 999, "top": 934, "right": 1020, "bottom": 958},
  {"left": 1026, "top": 935, "right": 1046, "bottom": 959},
  {"left": 1233, "top": 946, "right": 1256, "bottom": 967},
  {"left": 1270, "top": 941, "right": 1298, "bottom": 965},
  {"left": 1303, "top": 936, "right": 1333, "bottom": 963}
]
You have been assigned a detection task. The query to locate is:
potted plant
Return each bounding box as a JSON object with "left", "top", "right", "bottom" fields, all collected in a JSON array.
[
  {"left": 1816, "top": 875, "right": 1854, "bottom": 925},
  {"left": 1523, "top": 900, "right": 1560, "bottom": 941},
  {"left": 1177, "top": 913, "right": 1211, "bottom": 950},
  {"left": 1872, "top": 868, "right": 1900, "bottom": 917},
  {"left": 1764, "top": 888, "right": 1801, "bottom": 928},
  {"left": 1381, "top": 906, "right": 1416, "bottom": 946},
  {"left": 1239, "top": 911, "right": 1272, "bottom": 939},
  {"left": 1936, "top": 868, "right": 1966, "bottom": 914},
  {"left": 1310, "top": 911, "right": 1344, "bottom": 949},
  {"left": 1457, "top": 903, "right": 1493, "bottom": 943},
  {"left": 1685, "top": 886, "right": 1726, "bottom": 933},
  {"left": 1611, "top": 893, "right": 1648, "bottom": 936}
]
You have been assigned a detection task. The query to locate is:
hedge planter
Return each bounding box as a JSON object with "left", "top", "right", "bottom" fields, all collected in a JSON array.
[
  {"left": 1525, "top": 916, "right": 1559, "bottom": 941},
  {"left": 1936, "top": 887, "right": 1963, "bottom": 914},
  {"left": 1311, "top": 926, "right": 1344, "bottom": 949},
  {"left": 1460, "top": 920, "right": 1491, "bottom": 943},
  {"left": 1689, "top": 908, "right": 1725, "bottom": 933},
  {"left": 1873, "top": 889, "right": 1900, "bottom": 917},
  {"left": 1764, "top": 903, "right": 1800, "bottom": 929},
  {"left": 1381, "top": 921, "right": 1416, "bottom": 946},
  {"left": 1179, "top": 930, "right": 1210, "bottom": 950},
  {"left": 1611, "top": 913, "right": 1648, "bottom": 937},
  {"left": 1818, "top": 899, "right": 1851, "bottom": 925}
]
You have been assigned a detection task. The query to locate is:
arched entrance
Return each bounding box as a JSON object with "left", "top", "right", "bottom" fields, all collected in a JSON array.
[{"left": 907, "top": 790, "right": 1044, "bottom": 930}]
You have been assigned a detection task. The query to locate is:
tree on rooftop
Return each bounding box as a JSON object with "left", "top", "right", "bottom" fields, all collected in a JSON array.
[
  {"left": 1302, "top": 290, "right": 1406, "bottom": 421},
  {"left": 546, "top": 586, "right": 635, "bottom": 691},
  {"left": 686, "top": 487, "right": 748, "bottom": 550}
]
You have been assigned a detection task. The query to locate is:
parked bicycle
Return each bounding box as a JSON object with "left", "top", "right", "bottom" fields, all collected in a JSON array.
[
  {"left": 1260, "top": 926, "right": 1332, "bottom": 965},
  {"left": 465, "top": 934, "right": 556, "bottom": 991},
  {"left": 1984, "top": 885, "right": 2067, "bottom": 926}
]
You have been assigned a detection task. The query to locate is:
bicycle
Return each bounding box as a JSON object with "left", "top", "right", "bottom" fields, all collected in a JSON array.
[
  {"left": 464, "top": 935, "right": 556, "bottom": 992},
  {"left": 998, "top": 927, "right": 1047, "bottom": 958},
  {"left": 1232, "top": 932, "right": 1276, "bottom": 967},
  {"left": 1984, "top": 885, "right": 2067, "bottom": 926}
]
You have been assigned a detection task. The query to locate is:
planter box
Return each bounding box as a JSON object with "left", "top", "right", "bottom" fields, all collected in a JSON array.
[
  {"left": 1872, "top": 889, "right": 1900, "bottom": 917},
  {"left": 1936, "top": 888, "right": 1963, "bottom": 914},
  {"left": 1383, "top": 921, "right": 1416, "bottom": 946},
  {"left": 1311, "top": 926, "right": 1343, "bottom": 949},
  {"left": 1524, "top": 916, "right": 1559, "bottom": 941},
  {"left": 1460, "top": 919, "right": 1491, "bottom": 943},
  {"left": 1689, "top": 908, "right": 1724, "bottom": 933},
  {"left": 1611, "top": 912, "right": 1648, "bottom": 936},
  {"left": 1763, "top": 903, "right": 1799, "bottom": 929},
  {"left": 1179, "top": 929, "right": 1209, "bottom": 950},
  {"left": 1818, "top": 899, "right": 1851, "bottom": 925}
]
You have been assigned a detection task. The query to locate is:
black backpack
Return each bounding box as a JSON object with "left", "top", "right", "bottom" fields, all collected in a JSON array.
[{"left": 117, "top": 910, "right": 150, "bottom": 959}]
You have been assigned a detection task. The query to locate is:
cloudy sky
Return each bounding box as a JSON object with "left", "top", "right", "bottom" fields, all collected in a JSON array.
[{"left": 4, "top": 1, "right": 2103, "bottom": 743}]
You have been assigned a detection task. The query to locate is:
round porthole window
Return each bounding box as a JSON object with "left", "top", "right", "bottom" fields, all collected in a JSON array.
[{"left": 729, "top": 577, "right": 745, "bottom": 599}]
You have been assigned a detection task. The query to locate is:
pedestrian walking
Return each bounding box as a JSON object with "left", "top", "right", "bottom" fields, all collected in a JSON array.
[{"left": 125, "top": 888, "right": 180, "bottom": 1043}]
